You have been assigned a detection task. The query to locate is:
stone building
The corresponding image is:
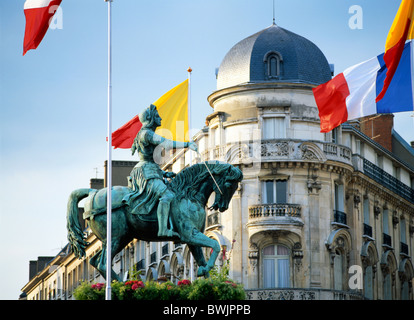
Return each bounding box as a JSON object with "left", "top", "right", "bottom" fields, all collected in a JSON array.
[{"left": 21, "top": 23, "right": 414, "bottom": 300}]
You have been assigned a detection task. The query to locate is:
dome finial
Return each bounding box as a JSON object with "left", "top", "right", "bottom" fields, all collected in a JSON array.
[{"left": 272, "top": 0, "right": 276, "bottom": 25}]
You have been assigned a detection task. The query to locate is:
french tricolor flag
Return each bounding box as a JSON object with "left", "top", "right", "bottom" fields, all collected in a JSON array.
[
  {"left": 23, "top": 0, "right": 62, "bottom": 56},
  {"left": 313, "top": 41, "right": 414, "bottom": 133}
]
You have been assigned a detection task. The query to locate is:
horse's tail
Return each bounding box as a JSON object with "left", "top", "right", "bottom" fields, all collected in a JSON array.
[{"left": 66, "top": 188, "right": 96, "bottom": 259}]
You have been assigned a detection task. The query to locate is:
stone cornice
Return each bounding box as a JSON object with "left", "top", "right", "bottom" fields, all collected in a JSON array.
[{"left": 207, "top": 82, "right": 316, "bottom": 107}]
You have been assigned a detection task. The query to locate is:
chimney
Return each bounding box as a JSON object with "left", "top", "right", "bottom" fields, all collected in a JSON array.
[
  {"left": 90, "top": 178, "right": 104, "bottom": 189},
  {"left": 359, "top": 114, "right": 394, "bottom": 152},
  {"left": 29, "top": 257, "right": 54, "bottom": 281},
  {"left": 29, "top": 261, "right": 37, "bottom": 281}
]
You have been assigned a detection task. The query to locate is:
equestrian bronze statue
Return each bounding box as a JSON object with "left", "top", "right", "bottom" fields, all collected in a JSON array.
[{"left": 66, "top": 104, "right": 243, "bottom": 281}]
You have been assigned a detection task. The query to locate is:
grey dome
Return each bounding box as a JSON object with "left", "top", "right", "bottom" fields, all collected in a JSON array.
[{"left": 216, "top": 24, "right": 332, "bottom": 90}]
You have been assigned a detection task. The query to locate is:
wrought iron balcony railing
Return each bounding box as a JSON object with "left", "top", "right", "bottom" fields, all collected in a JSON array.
[
  {"left": 363, "top": 223, "right": 373, "bottom": 237},
  {"left": 400, "top": 242, "right": 409, "bottom": 255},
  {"left": 162, "top": 243, "right": 169, "bottom": 256},
  {"left": 383, "top": 233, "right": 392, "bottom": 247},
  {"left": 363, "top": 159, "right": 414, "bottom": 203},
  {"left": 333, "top": 210, "right": 347, "bottom": 225},
  {"left": 150, "top": 252, "right": 157, "bottom": 264},
  {"left": 135, "top": 259, "right": 145, "bottom": 270}
]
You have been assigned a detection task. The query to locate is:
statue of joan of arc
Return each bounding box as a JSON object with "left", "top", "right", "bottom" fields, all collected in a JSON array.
[{"left": 123, "top": 104, "right": 197, "bottom": 238}]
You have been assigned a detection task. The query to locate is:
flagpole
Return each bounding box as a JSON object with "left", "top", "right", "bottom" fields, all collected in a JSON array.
[
  {"left": 187, "top": 67, "right": 195, "bottom": 281},
  {"left": 105, "top": 0, "right": 113, "bottom": 301}
]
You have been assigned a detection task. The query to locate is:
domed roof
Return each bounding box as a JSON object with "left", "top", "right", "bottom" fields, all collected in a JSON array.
[{"left": 216, "top": 24, "right": 332, "bottom": 90}]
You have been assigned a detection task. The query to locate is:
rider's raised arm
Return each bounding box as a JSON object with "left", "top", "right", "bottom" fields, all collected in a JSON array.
[{"left": 149, "top": 131, "right": 189, "bottom": 150}]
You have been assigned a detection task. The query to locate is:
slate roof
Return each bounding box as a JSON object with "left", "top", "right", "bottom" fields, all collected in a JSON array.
[{"left": 217, "top": 24, "right": 332, "bottom": 90}]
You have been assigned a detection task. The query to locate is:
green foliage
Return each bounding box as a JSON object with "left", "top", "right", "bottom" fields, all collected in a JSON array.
[
  {"left": 73, "top": 278, "right": 245, "bottom": 300},
  {"left": 73, "top": 281, "right": 105, "bottom": 300},
  {"left": 187, "top": 278, "right": 245, "bottom": 300},
  {"left": 128, "top": 264, "right": 143, "bottom": 281},
  {"left": 74, "top": 238, "right": 246, "bottom": 300},
  {"left": 209, "top": 259, "right": 231, "bottom": 282}
]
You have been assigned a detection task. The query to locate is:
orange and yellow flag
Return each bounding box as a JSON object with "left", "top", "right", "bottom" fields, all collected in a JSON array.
[{"left": 376, "top": 0, "right": 414, "bottom": 102}]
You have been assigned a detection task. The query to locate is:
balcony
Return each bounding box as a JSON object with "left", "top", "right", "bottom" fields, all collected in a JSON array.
[
  {"left": 383, "top": 233, "right": 392, "bottom": 247},
  {"left": 247, "top": 203, "right": 303, "bottom": 234},
  {"left": 245, "top": 288, "right": 365, "bottom": 300},
  {"left": 400, "top": 242, "right": 409, "bottom": 255},
  {"left": 363, "top": 159, "right": 414, "bottom": 204},
  {"left": 150, "top": 252, "right": 157, "bottom": 264},
  {"left": 207, "top": 139, "right": 353, "bottom": 166},
  {"left": 333, "top": 210, "right": 347, "bottom": 225},
  {"left": 135, "top": 259, "right": 145, "bottom": 271},
  {"left": 162, "top": 243, "right": 169, "bottom": 256},
  {"left": 363, "top": 223, "right": 373, "bottom": 238},
  {"left": 249, "top": 203, "right": 301, "bottom": 219}
]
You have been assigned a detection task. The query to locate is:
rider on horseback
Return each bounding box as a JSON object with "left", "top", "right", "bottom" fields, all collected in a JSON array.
[{"left": 124, "top": 104, "right": 197, "bottom": 238}]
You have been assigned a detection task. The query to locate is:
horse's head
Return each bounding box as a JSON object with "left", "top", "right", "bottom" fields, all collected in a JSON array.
[
  {"left": 209, "top": 164, "right": 243, "bottom": 212},
  {"left": 169, "top": 162, "right": 243, "bottom": 212}
]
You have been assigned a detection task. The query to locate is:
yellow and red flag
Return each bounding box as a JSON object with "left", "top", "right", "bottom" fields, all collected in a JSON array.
[
  {"left": 376, "top": 0, "right": 414, "bottom": 102},
  {"left": 154, "top": 79, "right": 189, "bottom": 142},
  {"left": 112, "top": 79, "right": 189, "bottom": 149}
]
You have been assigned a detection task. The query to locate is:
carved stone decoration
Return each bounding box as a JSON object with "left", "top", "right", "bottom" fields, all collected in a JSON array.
[
  {"left": 261, "top": 141, "right": 290, "bottom": 157},
  {"left": 248, "top": 243, "right": 259, "bottom": 272},
  {"left": 307, "top": 179, "right": 322, "bottom": 194},
  {"left": 307, "top": 167, "right": 322, "bottom": 194},
  {"left": 374, "top": 205, "right": 381, "bottom": 219},
  {"left": 298, "top": 142, "right": 327, "bottom": 163},
  {"left": 225, "top": 143, "right": 254, "bottom": 165},
  {"left": 326, "top": 228, "right": 352, "bottom": 267},
  {"left": 409, "top": 219, "right": 414, "bottom": 237},
  {"left": 392, "top": 211, "right": 399, "bottom": 228},
  {"left": 353, "top": 193, "right": 361, "bottom": 208},
  {"left": 292, "top": 242, "right": 304, "bottom": 270},
  {"left": 300, "top": 144, "right": 319, "bottom": 161},
  {"left": 248, "top": 251, "right": 259, "bottom": 272}
]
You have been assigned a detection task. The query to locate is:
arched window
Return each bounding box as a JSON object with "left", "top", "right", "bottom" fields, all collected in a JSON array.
[
  {"left": 262, "top": 244, "right": 290, "bottom": 288},
  {"left": 364, "top": 266, "right": 374, "bottom": 299},
  {"left": 380, "top": 250, "right": 397, "bottom": 300},
  {"left": 383, "top": 272, "right": 392, "bottom": 300},
  {"left": 269, "top": 56, "right": 278, "bottom": 78},
  {"left": 333, "top": 249, "right": 344, "bottom": 290},
  {"left": 326, "top": 229, "right": 352, "bottom": 291},
  {"left": 361, "top": 240, "right": 379, "bottom": 300},
  {"left": 264, "top": 51, "right": 283, "bottom": 79},
  {"left": 399, "top": 258, "right": 414, "bottom": 300}
]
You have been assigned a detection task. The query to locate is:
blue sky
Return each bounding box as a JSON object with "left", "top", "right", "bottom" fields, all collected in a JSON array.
[{"left": 0, "top": 0, "right": 413, "bottom": 300}]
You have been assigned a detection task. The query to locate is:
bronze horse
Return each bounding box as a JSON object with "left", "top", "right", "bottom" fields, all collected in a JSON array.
[{"left": 66, "top": 161, "right": 243, "bottom": 281}]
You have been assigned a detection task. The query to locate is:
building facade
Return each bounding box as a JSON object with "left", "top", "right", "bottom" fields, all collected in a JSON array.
[{"left": 21, "top": 24, "right": 414, "bottom": 300}]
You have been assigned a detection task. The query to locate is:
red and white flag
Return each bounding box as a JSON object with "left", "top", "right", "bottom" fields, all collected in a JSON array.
[{"left": 23, "top": 0, "right": 62, "bottom": 56}]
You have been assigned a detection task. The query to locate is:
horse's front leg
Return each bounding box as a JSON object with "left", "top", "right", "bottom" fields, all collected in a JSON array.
[
  {"left": 188, "top": 244, "right": 207, "bottom": 276},
  {"left": 186, "top": 229, "right": 220, "bottom": 277}
]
